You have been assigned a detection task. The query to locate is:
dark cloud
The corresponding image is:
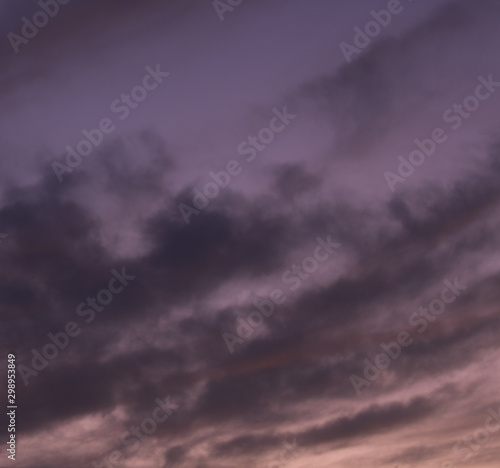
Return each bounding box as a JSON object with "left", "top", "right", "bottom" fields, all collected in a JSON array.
[
  {"left": 301, "top": 0, "right": 500, "bottom": 157},
  {"left": 3, "top": 0, "right": 500, "bottom": 466}
]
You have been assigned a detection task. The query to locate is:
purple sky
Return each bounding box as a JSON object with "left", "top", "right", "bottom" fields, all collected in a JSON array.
[{"left": 1, "top": 0, "right": 500, "bottom": 467}]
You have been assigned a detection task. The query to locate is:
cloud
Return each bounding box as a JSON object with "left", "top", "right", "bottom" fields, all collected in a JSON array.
[{"left": 4, "top": 1, "right": 500, "bottom": 466}]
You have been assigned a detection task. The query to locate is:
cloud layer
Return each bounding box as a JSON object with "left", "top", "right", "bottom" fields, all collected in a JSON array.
[{"left": 2, "top": 0, "right": 500, "bottom": 467}]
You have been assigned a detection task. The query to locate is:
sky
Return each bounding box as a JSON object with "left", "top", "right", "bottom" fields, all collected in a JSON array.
[{"left": 1, "top": 0, "right": 500, "bottom": 467}]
